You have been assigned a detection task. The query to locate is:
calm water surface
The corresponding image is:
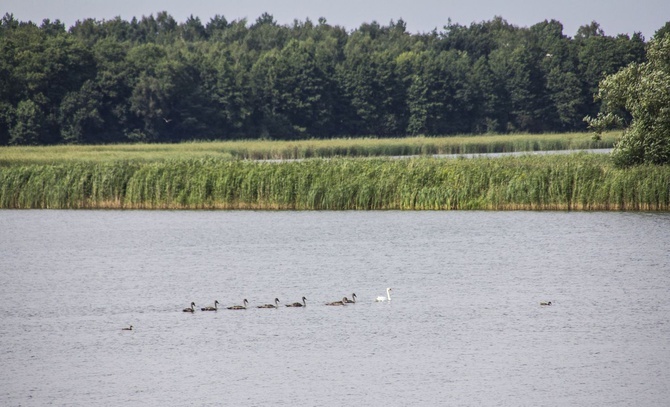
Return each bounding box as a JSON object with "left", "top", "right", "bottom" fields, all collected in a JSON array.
[{"left": 1, "top": 210, "right": 669, "bottom": 406}]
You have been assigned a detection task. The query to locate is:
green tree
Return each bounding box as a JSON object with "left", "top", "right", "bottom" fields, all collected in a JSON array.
[
  {"left": 58, "top": 80, "right": 104, "bottom": 143},
  {"left": 197, "top": 44, "right": 250, "bottom": 139},
  {"left": 124, "top": 43, "right": 170, "bottom": 141},
  {"left": 338, "top": 33, "right": 406, "bottom": 136},
  {"left": 0, "top": 13, "right": 662, "bottom": 144},
  {"left": 587, "top": 37, "right": 670, "bottom": 166},
  {"left": 2, "top": 21, "right": 95, "bottom": 144},
  {"left": 546, "top": 68, "right": 584, "bottom": 130},
  {"left": 530, "top": 20, "right": 585, "bottom": 130},
  {"left": 244, "top": 13, "right": 288, "bottom": 53},
  {"left": 85, "top": 39, "right": 134, "bottom": 143},
  {"left": 180, "top": 15, "right": 206, "bottom": 42},
  {"left": 654, "top": 21, "right": 670, "bottom": 40},
  {"left": 468, "top": 56, "right": 500, "bottom": 133},
  {"left": 576, "top": 22, "right": 646, "bottom": 118},
  {"left": 205, "top": 15, "right": 229, "bottom": 39},
  {"left": 405, "top": 50, "right": 473, "bottom": 135},
  {"left": 488, "top": 44, "right": 546, "bottom": 132},
  {"left": 9, "top": 99, "right": 46, "bottom": 144},
  {"left": 250, "top": 39, "right": 334, "bottom": 138}
]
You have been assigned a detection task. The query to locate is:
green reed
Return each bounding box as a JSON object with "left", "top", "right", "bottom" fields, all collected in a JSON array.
[
  {"left": 2, "top": 153, "right": 668, "bottom": 211},
  {"left": 0, "top": 132, "right": 617, "bottom": 166}
]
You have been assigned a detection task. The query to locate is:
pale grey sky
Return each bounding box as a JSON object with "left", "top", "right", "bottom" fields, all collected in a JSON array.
[{"left": 2, "top": 0, "right": 669, "bottom": 39}]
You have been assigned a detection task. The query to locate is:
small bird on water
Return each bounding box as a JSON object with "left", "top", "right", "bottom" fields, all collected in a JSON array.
[
  {"left": 325, "top": 297, "right": 348, "bottom": 306},
  {"left": 183, "top": 302, "right": 196, "bottom": 312},
  {"left": 285, "top": 297, "right": 307, "bottom": 307}
]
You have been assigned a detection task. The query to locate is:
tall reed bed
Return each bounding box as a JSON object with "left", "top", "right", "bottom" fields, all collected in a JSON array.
[
  {"left": 0, "top": 132, "right": 617, "bottom": 165},
  {"left": 1, "top": 154, "right": 668, "bottom": 210}
]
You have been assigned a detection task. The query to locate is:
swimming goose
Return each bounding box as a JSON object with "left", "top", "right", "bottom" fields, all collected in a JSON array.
[
  {"left": 183, "top": 302, "right": 196, "bottom": 312},
  {"left": 326, "top": 297, "right": 348, "bottom": 306},
  {"left": 344, "top": 293, "right": 357, "bottom": 303},
  {"left": 540, "top": 301, "right": 552, "bottom": 306},
  {"left": 227, "top": 299, "right": 248, "bottom": 310},
  {"left": 286, "top": 297, "right": 307, "bottom": 307},
  {"left": 122, "top": 325, "right": 133, "bottom": 331},
  {"left": 201, "top": 300, "right": 220, "bottom": 311},
  {"left": 375, "top": 288, "right": 392, "bottom": 302},
  {"left": 257, "top": 298, "right": 280, "bottom": 308}
]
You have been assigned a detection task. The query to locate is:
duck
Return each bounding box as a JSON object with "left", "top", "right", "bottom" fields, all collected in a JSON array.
[
  {"left": 257, "top": 298, "right": 280, "bottom": 308},
  {"left": 285, "top": 297, "right": 307, "bottom": 307},
  {"left": 344, "top": 293, "right": 357, "bottom": 303},
  {"left": 201, "top": 300, "right": 220, "bottom": 311},
  {"left": 183, "top": 302, "right": 196, "bottom": 312},
  {"left": 326, "top": 297, "right": 348, "bottom": 306},
  {"left": 540, "top": 301, "right": 552, "bottom": 306},
  {"left": 227, "top": 299, "right": 248, "bottom": 310},
  {"left": 122, "top": 325, "right": 133, "bottom": 331},
  {"left": 375, "top": 288, "right": 392, "bottom": 302}
]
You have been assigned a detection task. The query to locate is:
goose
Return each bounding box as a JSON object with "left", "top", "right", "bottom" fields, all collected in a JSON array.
[
  {"left": 344, "top": 293, "right": 357, "bottom": 303},
  {"left": 183, "top": 302, "right": 196, "bottom": 312},
  {"left": 257, "top": 298, "right": 280, "bottom": 308},
  {"left": 326, "top": 297, "right": 348, "bottom": 306},
  {"left": 122, "top": 325, "right": 133, "bottom": 331},
  {"left": 227, "top": 299, "right": 248, "bottom": 310},
  {"left": 375, "top": 288, "right": 392, "bottom": 302},
  {"left": 201, "top": 300, "right": 220, "bottom": 311},
  {"left": 540, "top": 301, "right": 552, "bottom": 306},
  {"left": 286, "top": 297, "right": 307, "bottom": 307}
]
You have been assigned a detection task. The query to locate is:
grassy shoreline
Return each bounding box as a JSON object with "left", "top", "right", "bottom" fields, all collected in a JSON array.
[
  {"left": 1, "top": 154, "right": 668, "bottom": 211},
  {"left": 0, "top": 132, "right": 618, "bottom": 166}
]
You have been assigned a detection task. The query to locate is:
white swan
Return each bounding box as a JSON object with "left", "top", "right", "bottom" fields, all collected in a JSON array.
[
  {"left": 375, "top": 288, "right": 392, "bottom": 302},
  {"left": 344, "top": 293, "right": 357, "bottom": 303}
]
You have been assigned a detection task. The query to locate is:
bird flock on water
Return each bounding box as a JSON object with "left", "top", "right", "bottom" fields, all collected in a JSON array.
[
  {"left": 122, "top": 289, "right": 394, "bottom": 329},
  {"left": 179, "top": 288, "right": 394, "bottom": 314},
  {"left": 180, "top": 288, "right": 393, "bottom": 313},
  {"left": 122, "top": 288, "right": 553, "bottom": 329},
  {"left": 121, "top": 290, "right": 393, "bottom": 329}
]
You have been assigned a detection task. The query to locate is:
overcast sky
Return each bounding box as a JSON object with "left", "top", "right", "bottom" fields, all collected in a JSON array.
[{"left": 3, "top": 0, "right": 669, "bottom": 39}]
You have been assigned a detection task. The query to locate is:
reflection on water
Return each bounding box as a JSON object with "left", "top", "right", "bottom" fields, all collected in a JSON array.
[{"left": 1, "top": 210, "right": 669, "bottom": 406}]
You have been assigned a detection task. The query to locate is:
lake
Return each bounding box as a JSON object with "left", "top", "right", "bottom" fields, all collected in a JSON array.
[{"left": 1, "top": 210, "right": 669, "bottom": 406}]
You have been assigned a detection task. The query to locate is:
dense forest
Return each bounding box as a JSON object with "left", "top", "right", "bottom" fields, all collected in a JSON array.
[{"left": 0, "top": 12, "right": 666, "bottom": 145}]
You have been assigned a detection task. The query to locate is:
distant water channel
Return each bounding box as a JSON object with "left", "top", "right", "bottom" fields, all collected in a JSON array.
[
  {"left": 431, "top": 148, "right": 614, "bottom": 159},
  {"left": 1, "top": 210, "right": 669, "bottom": 406}
]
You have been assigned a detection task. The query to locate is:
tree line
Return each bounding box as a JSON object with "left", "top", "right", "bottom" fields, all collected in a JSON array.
[{"left": 0, "top": 12, "right": 665, "bottom": 145}]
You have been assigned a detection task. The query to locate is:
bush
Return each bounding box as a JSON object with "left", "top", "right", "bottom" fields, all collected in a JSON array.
[{"left": 586, "top": 37, "right": 670, "bottom": 167}]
